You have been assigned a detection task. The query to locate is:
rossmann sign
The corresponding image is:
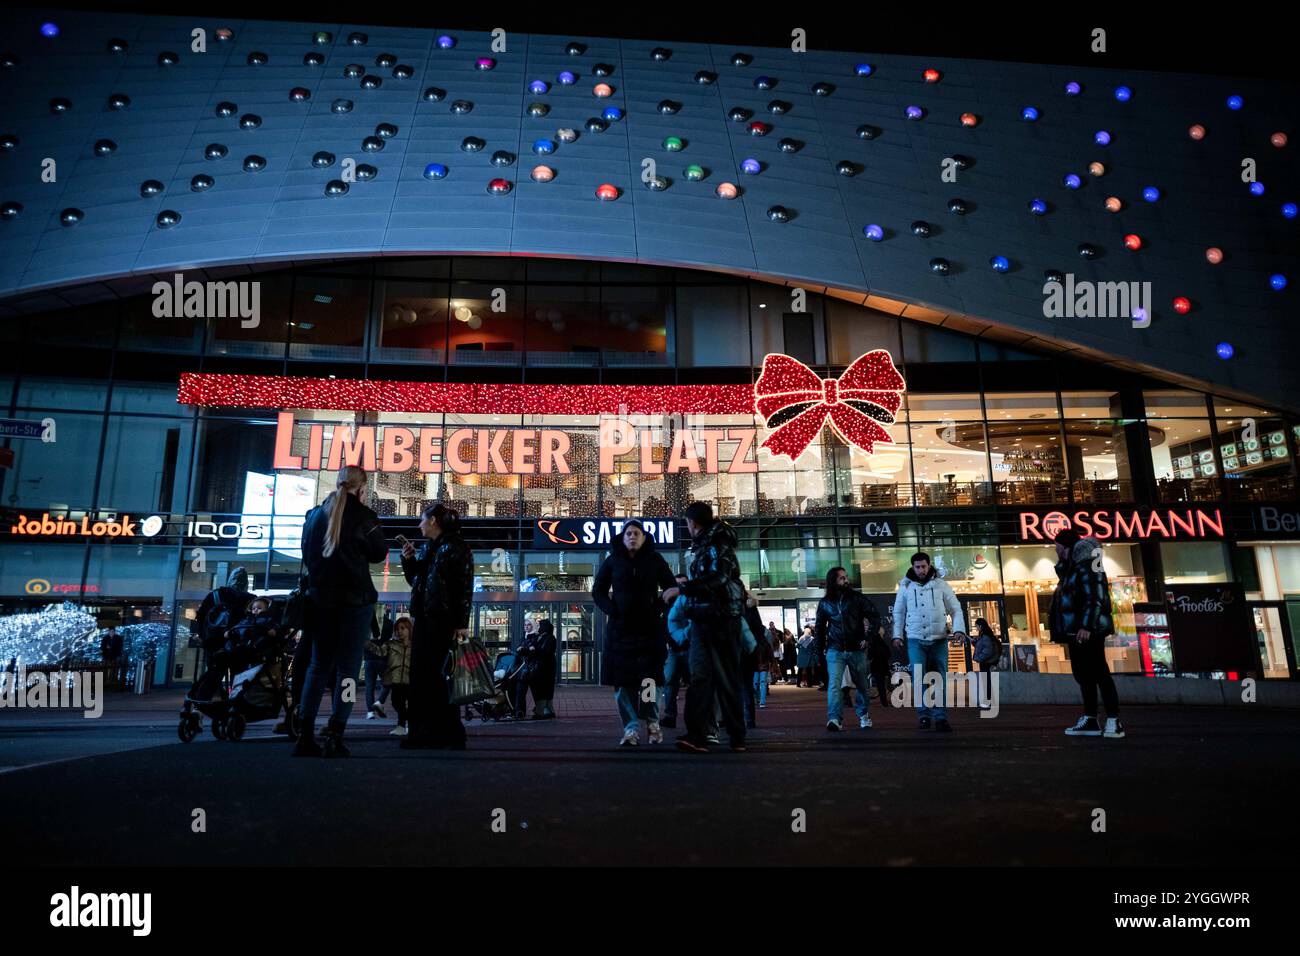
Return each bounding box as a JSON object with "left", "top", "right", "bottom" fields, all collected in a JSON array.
[{"left": 1013, "top": 507, "right": 1226, "bottom": 542}]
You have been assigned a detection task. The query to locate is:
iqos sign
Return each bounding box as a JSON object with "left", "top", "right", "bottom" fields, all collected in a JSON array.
[{"left": 186, "top": 520, "right": 265, "bottom": 542}]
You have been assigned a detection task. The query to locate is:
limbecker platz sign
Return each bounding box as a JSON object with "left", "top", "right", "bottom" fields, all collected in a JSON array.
[{"left": 1014, "top": 507, "right": 1226, "bottom": 542}]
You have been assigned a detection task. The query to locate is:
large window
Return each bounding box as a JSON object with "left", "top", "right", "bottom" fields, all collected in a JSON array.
[
  {"left": 1145, "top": 390, "right": 1219, "bottom": 503},
  {"left": 1060, "top": 391, "right": 1137, "bottom": 502},
  {"left": 1212, "top": 399, "right": 1295, "bottom": 501}
]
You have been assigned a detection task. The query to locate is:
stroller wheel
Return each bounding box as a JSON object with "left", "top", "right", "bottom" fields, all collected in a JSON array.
[
  {"left": 211, "top": 717, "right": 229, "bottom": 740},
  {"left": 177, "top": 717, "right": 198, "bottom": 743},
  {"left": 227, "top": 714, "right": 246, "bottom": 741}
]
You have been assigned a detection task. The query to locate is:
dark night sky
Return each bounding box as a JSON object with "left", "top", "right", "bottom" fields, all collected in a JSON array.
[{"left": 14, "top": 4, "right": 1296, "bottom": 81}]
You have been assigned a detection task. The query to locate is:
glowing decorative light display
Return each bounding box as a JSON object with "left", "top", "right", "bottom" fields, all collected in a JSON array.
[
  {"left": 990, "top": 256, "right": 1009, "bottom": 272},
  {"left": 533, "top": 139, "right": 555, "bottom": 154},
  {"left": 741, "top": 158, "right": 761, "bottom": 175},
  {"left": 684, "top": 165, "right": 705, "bottom": 181},
  {"left": 1065, "top": 81, "right": 1081, "bottom": 95},
  {"left": 1094, "top": 130, "right": 1111, "bottom": 146},
  {"left": 1143, "top": 186, "right": 1161, "bottom": 202},
  {"left": 487, "top": 178, "right": 512, "bottom": 195},
  {"left": 1189, "top": 124, "right": 1206, "bottom": 140},
  {"left": 864, "top": 224, "right": 884, "bottom": 240},
  {"left": 423, "top": 162, "right": 447, "bottom": 179},
  {"left": 596, "top": 183, "right": 619, "bottom": 201},
  {"left": 1124, "top": 234, "right": 1142, "bottom": 250},
  {"left": 1173, "top": 296, "right": 1191, "bottom": 314},
  {"left": 1114, "top": 86, "right": 1132, "bottom": 102},
  {"left": 1216, "top": 342, "right": 1234, "bottom": 359},
  {"left": 40, "top": 22, "right": 60, "bottom": 37},
  {"left": 1206, "top": 247, "right": 1224, "bottom": 264},
  {"left": 715, "top": 182, "right": 738, "bottom": 199},
  {"left": 437, "top": 35, "right": 456, "bottom": 49},
  {"left": 1271, "top": 274, "right": 1288, "bottom": 290},
  {"left": 1022, "top": 106, "right": 1039, "bottom": 121},
  {"left": 1272, "top": 132, "right": 1289, "bottom": 148},
  {"left": 530, "top": 80, "right": 548, "bottom": 94},
  {"left": 959, "top": 112, "right": 978, "bottom": 126},
  {"left": 923, "top": 68, "right": 941, "bottom": 83},
  {"left": 855, "top": 64, "right": 873, "bottom": 76},
  {"left": 558, "top": 71, "right": 576, "bottom": 84},
  {"left": 557, "top": 128, "right": 577, "bottom": 143},
  {"left": 907, "top": 106, "right": 924, "bottom": 120},
  {"left": 663, "top": 136, "right": 684, "bottom": 151},
  {"left": 530, "top": 165, "right": 554, "bottom": 183},
  {"left": 476, "top": 57, "right": 496, "bottom": 70},
  {"left": 754, "top": 351, "right": 905, "bottom": 461},
  {"left": 1064, "top": 174, "right": 1082, "bottom": 189},
  {"left": 1282, "top": 203, "right": 1297, "bottom": 219},
  {"left": 1227, "top": 95, "right": 1243, "bottom": 110},
  {"left": 1105, "top": 196, "right": 1123, "bottom": 212},
  {"left": 602, "top": 107, "right": 622, "bottom": 121},
  {"left": 1250, "top": 182, "right": 1265, "bottom": 196},
  {"left": 593, "top": 83, "right": 612, "bottom": 97},
  {"left": 1029, "top": 199, "right": 1047, "bottom": 215},
  {"left": 1131, "top": 307, "right": 1147, "bottom": 325}
]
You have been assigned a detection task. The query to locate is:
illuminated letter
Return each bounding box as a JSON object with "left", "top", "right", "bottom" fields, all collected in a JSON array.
[
  {"left": 307, "top": 425, "right": 324, "bottom": 469},
  {"left": 1019, "top": 512, "right": 1041, "bottom": 541},
  {"left": 512, "top": 431, "right": 537, "bottom": 474},
  {"left": 1168, "top": 510, "right": 1196, "bottom": 537},
  {"left": 639, "top": 430, "right": 663, "bottom": 474},
  {"left": 446, "top": 429, "right": 474, "bottom": 475},
  {"left": 541, "top": 430, "right": 571, "bottom": 474},
  {"left": 417, "top": 428, "right": 443, "bottom": 473},
  {"left": 1197, "top": 508, "right": 1224, "bottom": 538},
  {"left": 1113, "top": 511, "right": 1144, "bottom": 539},
  {"left": 727, "top": 429, "right": 758, "bottom": 473},
  {"left": 326, "top": 425, "right": 377, "bottom": 471},
  {"left": 699, "top": 429, "right": 723, "bottom": 473},
  {"left": 666, "top": 430, "right": 702, "bottom": 473},
  {"left": 272, "top": 412, "right": 303, "bottom": 469},
  {"left": 477, "top": 428, "right": 509, "bottom": 473},
  {"left": 380, "top": 427, "right": 414, "bottom": 473},
  {"left": 599, "top": 420, "right": 636, "bottom": 473}
]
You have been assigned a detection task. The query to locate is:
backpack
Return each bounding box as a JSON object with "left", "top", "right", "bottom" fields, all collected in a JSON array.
[
  {"left": 979, "top": 632, "right": 1002, "bottom": 667},
  {"left": 202, "top": 592, "right": 235, "bottom": 652}
]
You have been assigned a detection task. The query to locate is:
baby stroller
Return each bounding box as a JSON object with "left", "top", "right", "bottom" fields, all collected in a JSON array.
[
  {"left": 178, "top": 601, "right": 298, "bottom": 743},
  {"left": 463, "top": 649, "right": 529, "bottom": 722}
]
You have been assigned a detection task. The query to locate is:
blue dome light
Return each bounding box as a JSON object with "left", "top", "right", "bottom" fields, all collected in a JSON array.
[
  {"left": 1270, "top": 274, "right": 1288, "bottom": 290},
  {"left": 1022, "top": 106, "right": 1039, "bottom": 121},
  {"left": 741, "top": 158, "right": 761, "bottom": 175},
  {"left": 1064, "top": 174, "right": 1082, "bottom": 189},
  {"left": 1282, "top": 203, "right": 1297, "bottom": 219},
  {"left": 1095, "top": 130, "right": 1112, "bottom": 146},
  {"left": 423, "top": 162, "right": 447, "bottom": 179},
  {"left": 1142, "top": 186, "right": 1161, "bottom": 202},
  {"left": 1132, "top": 307, "right": 1148, "bottom": 325},
  {"left": 437, "top": 35, "right": 456, "bottom": 49},
  {"left": 529, "top": 80, "right": 549, "bottom": 95},
  {"left": 855, "top": 63, "right": 873, "bottom": 76},
  {"left": 558, "top": 71, "right": 576, "bottom": 85},
  {"left": 1250, "top": 182, "right": 1265, "bottom": 196},
  {"left": 1029, "top": 198, "right": 1047, "bottom": 215},
  {"left": 1114, "top": 86, "right": 1132, "bottom": 102},
  {"left": 40, "top": 22, "right": 60, "bottom": 37},
  {"left": 990, "top": 255, "right": 1010, "bottom": 272},
  {"left": 1065, "top": 81, "right": 1082, "bottom": 95},
  {"left": 1216, "top": 342, "right": 1235, "bottom": 360},
  {"left": 864, "top": 224, "right": 884, "bottom": 241},
  {"left": 1227, "top": 94, "right": 1243, "bottom": 110},
  {"left": 533, "top": 139, "right": 555, "bottom": 154},
  {"left": 602, "top": 106, "right": 623, "bottom": 121}
]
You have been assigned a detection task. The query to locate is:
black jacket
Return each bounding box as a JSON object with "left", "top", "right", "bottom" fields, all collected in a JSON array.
[
  {"left": 813, "top": 589, "right": 882, "bottom": 655},
  {"left": 402, "top": 530, "right": 474, "bottom": 630},
  {"left": 682, "top": 520, "right": 744, "bottom": 624},
  {"left": 1048, "top": 536, "right": 1114, "bottom": 643},
  {"left": 301, "top": 493, "right": 388, "bottom": 606},
  {"left": 593, "top": 534, "right": 677, "bottom": 687},
  {"left": 519, "top": 620, "right": 557, "bottom": 695}
]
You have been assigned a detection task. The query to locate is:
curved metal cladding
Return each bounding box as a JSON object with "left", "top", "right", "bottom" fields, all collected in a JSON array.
[{"left": 0, "top": 11, "right": 1297, "bottom": 405}]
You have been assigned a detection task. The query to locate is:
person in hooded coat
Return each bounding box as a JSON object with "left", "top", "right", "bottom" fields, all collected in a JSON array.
[
  {"left": 890, "top": 551, "right": 966, "bottom": 732},
  {"left": 515, "top": 619, "right": 558, "bottom": 719},
  {"left": 592, "top": 519, "right": 678, "bottom": 746}
]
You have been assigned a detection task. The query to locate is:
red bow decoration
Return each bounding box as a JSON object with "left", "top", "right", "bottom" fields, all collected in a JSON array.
[{"left": 754, "top": 350, "right": 906, "bottom": 460}]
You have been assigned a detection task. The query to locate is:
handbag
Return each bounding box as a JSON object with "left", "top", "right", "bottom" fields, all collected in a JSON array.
[{"left": 449, "top": 637, "right": 496, "bottom": 705}]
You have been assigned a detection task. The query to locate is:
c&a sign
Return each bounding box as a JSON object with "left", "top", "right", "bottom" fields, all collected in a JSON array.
[{"left": 1011, "top": 507, "right": 1227, "bottom": 543}]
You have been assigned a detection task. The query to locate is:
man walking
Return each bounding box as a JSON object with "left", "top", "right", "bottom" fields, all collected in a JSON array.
[
  {"left": 814, "top": 567, "right": 881, "bottom": 731},
  {"left": 891, "top": 552, "right": 966, "bottom": 732},
  {"left": 673, "top": 501, "right": 747, "bottom": 754},
  {"left": 1049, "top": 527, "right": 1124, "bottom": 738}
]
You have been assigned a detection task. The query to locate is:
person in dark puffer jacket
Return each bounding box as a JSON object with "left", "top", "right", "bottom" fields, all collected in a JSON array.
[{"left": 1049, "top": 527, "right": 1124, "bottom": 739}]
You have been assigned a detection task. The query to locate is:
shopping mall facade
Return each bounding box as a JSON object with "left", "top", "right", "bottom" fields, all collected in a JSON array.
[{"left": 0, "top": 11, "right": 1297, "bottom": 686}]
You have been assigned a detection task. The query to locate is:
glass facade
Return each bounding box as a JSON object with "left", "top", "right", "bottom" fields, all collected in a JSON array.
[{"left": 2, "top": 257, "right": 1297, "bottom": 685}]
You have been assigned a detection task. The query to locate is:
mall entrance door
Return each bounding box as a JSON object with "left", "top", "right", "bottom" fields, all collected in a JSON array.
[
  {"left": 523, "top": 599, "right": 597, "bottom": 684},
  {"left": 956, "top": 595, "right": 1008, "bottom": 672},
  {"left": 1248, "top": 601, "right": 1298, "bottom": 679}
]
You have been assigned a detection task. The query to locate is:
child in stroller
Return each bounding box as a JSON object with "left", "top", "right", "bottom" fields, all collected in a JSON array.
[
  {"left": 463, "top": 647, "right": 530, "bottom": 722},
  {"left": 179, "top": 595, "right": 295, "bottom": 743}
]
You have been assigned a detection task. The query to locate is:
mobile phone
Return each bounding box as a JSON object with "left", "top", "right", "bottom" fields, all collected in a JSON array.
[{"left": 395, "top": 534, "right": 409, "bottom": 547}]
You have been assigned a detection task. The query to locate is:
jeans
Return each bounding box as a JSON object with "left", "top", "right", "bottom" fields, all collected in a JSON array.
[
  {"left": 1068, "top": 634, "right": 1119, "bottom": 718},
  {"left": 614, "top": 686, "right": 659, "bottom": 733},
  {"left": 753, "top": 670, "right": 769, "bottom": 707},
  {"left": 826, "top": 649, "right": 871, "bottom": 723},
  {"left": 364, "top": 659, "right": 386, "bottom": 710},
  {"left": 685, "top": 620, "right": 745, "bottom": 746},
  {"left": 907, "top": 639, "right": 949, "bottom": 722},
  {"left": 298, "top": 602, "right": 374, "bottom": 735},
  {"left": 741, "top": 670, "right": 755, "bottom": 726},
  {"left": 660, "top": 647, "right": 689, "bottom": 724},
  {"left": 389, "top": 685, "right": 410, "bottom": 726}
]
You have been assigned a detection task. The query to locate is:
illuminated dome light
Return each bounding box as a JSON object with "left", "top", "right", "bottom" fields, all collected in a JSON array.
[
  {"left": 911, "top": 220, "right": 931, "bottom": 237},
  {"left": 652, "top": 47, "right": 673, "bottom": 61},
  {"left": 644, "top": 174, "right": 668, "bottom": 190},
  {"left": 530, "top": 80, "right": 549, "bottom": 95},
  {"left": 959, "top": 112, "right": 979, "bottom": 127},
  {"left": 836, "top": 160, "right": 860, "bottom": 177},
  {"left": 345, "top": 64, "right": 364, "bottom": 78},
  {"left": 951, "top": 154, "right": 973, "bottom": 170},
  {"left": 1131, "top": 306, "right": 1147, "bottom": 325},
  {"left": 1249, "top": 182, "right": 1265, "bottom": 196},
  {"left": 1226, "top": 94, "right": 1243, "bottom": 110},
  {"left": 331, "top": 99, "right": 353, "bottom": 113},
  {"left": 487, "top": 178, "right": 512, "bottom": 195},
  {"left": 526, "top": 102, "right": 549, "bottom": 117},
  {"left": 1022, "top": 106, "right": 1040, "bottom": 121},
  {"left": 1216, "top": 342, "right": 1234, "bottom": 360},
  {"left": 454, "top": 306, "right": 472, "bottom": 322},
  {"left": 565, "top": 41, "right": 586, "bottom": 56},
  {"left": 557, "top": 128, "right": 578, "bottom": 143},
  {"left": 107, "top": 39, "right": 128, "bottom": 53},
  {"left": 684, "top": 165, "right": 706, "bottom": 181},
  {"left": 376, "top": 54, "right": 397, "bottom": 69},
  {"left": 355, "top": 164, "right": 377, "bottom": 180},
  {"left": 50, "top": 97, "right": 72, "bottom": 113},
  {"left": 348, "top": 32, "right": 368, "bottom": 45},
  {"left": 423, "top": 87, "right": 446, "bottom": 102},
  {"left": 906, "top": 106, "right": 925, "bottom": 120},
  {"left": 160, "top": 51, "right": 181, "bottom": 66},
  {"left": 593, "top": 83, "right": 613, "bottom": 97},
  {"left": 1105, "top": 196, "right": 1123, "bottom": 212},
  {"left": 1172, "top": 297, "right": 1191, "bottom": 314},
  {"left": 1029, "top": 198, "right": 1048, "bottom": 215},
  {"left": 239, "top": 113, "right": 262, "bottom": 129},
  {"left": 437, "top": 35, "right": 456, "bottom": 49},
  {"left": 585, "top": 117, "right": 608, "bottom": 133},
  {"left": 313, "top": 31, "right": 332, "bottom": 44},
  {"left": 1064, "top": 173, "right": 1082, "bottom": 189},
  {"left": 767, "top": 205, "right": 790, "bottom": 222},
  {"left": 1077, "top": 243, "right": 1098, "bottom": 259},
  {"left": 0, "top": 201, "right": 22, "bottom": 220},
  {"left": 394, "top": 64, "right": 413, "bottom": 78},
  {"left": 245, "top": 51, "right": 266, "bottom": 66},
  {"left": 923, "top": 68, "right": 941, "bottom": 83},
  {"left": 1094, "top": 130, "right": 1111, "bottom": 146},
  {"left": 1064, "top": 81, "right": 1082, "bottom": 95},
  {"left": 754, "top": 76, "right": 775, "bottom": 90},
  {"left": 191, "top": 174, "right": 213, "bottom": 191},
  {"left": 558, "top": 71, "right": 577, "bottom": 85},
  {"left": 533, "top": 139, "right": 556, "bottom": 154},
  {"left": 1272, "top": 132, "right": 1288, "bottom": 148},
  {"left": 596, "top": 183, "right": 620, "bottom": 201},
  {"left": 1088, "top": 162, "right": 1105, "bottom": 177},
  {"left": 602, "top": 107, "right": 623, "bottom": 122},
  {"left": 1271, "top": 274, "right": 1288, "bottom": 291},
  {"left": 476, "top": 57, "right": 496, "bottom": 71},
  {"left": 768, "top": 100, "right": 791, "bottom": 114},
  {"left": 361, "top": 74, "right": 383, "bottom": 88},
  {"left": 93, "top": 139, "right": 116, "bottom": 156},
  {"left": 304, "top": 52, "right": 324, "bottom": 66},
  {"left": 0, "top": 134, "right": 17, "bottom": 151},
  {"left": 1124, "top": 233, "right": 1143, "bottom": 251},
  {"left": 990, "top": 255, "right": 1009, "bottom": 272},
  {"left": 593, "top": 64, "right": 614, "bottom": 77},
  {"left": 777, "top": 138, "right": 802, "bottom": 153},
  {"left": 156, "top": 210, "right": 181, "bottom": 229},
  {"left": 1282, "top": 203, "right": 1297, "bottom": 219},
  {"left": 1142, "top": 186, "right": 1161, "bottom": 202},
  {"left": 732, "top": 53, "right": 753, "bottom": 67},
  {"left": 423, "top": 162, "right": 448, "bottom": 179},
  {"left": 749, "top": 121, "right": 770, "bottom": 136},
  {"left": 741, "top": 158, "right": 762, "bottom": 175},
  {"left": 1114, "top": 85, "right": 1132, "bottom": 102},
  {"left": 289, "top": 87, "right": 311, "bottom": 102},
  {"left": 242, "top": 155, "right": 267, "bottom": 172},
  {"left": 40, "top": 22, "right": 60, "bottom": 37},
  {"left": 855, "top": 63, "right": 873, "bottom": 76},
  {"left": 929, "top": 258, "right": 949, "bottom": 275},
  {"left": 216, "top": 101, "right": 237, "bottom": 117},
  {"left": 1205, "top": 247, "right": 1224, "bottom": 264},
  {"left": 60, "top": 208, "right": 83, "bottom": 226},
  {"left": 663, "top": 136, "right": 685, "bottom": 151},
  {"left": 531, "top": 165, "right": 555, "bottom": 183},
  {"left": 863, "top": 223, "right": 884, "bottom": 241},
  {"left": 1189, "top": 124, "right": 1206, "bottom": 140}
]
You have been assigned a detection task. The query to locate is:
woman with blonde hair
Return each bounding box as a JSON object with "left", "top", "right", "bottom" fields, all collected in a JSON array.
[{"left": 292, "top": 465, "right": 390, "bottom": 758}]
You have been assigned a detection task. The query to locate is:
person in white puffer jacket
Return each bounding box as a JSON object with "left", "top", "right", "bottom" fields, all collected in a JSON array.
[{"left": 891, "top": 552, "right": 966, "bottom": 732}]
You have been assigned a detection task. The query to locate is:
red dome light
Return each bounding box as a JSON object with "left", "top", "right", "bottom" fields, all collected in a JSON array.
[
  {"left": 1173, "top": 296, "right": 1191, "bottom": 314},
  {"left": 960, "top": 112, "right": 979, "bottom": 127},
  {"left": 1188, "top": 124, "right": 1206, "bottom": 140},
  {"left": 923, "top": 68, "right": 941, "bottom": 83},
  {"left": 596, "top": 183, "right": 619, "bottom": 201},
  {"left": 1206, "top": 247, "right": 1224, "bottom": 264},
  {"left": 1124, "top": 233, "right": 1142, "bottom": 250}
]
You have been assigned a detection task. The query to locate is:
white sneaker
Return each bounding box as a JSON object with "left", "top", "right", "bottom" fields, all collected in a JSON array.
[
  {"left": 1064, "top": 715, "right": 1102, "bottom": 736},
  {"left": 705, "top": 733, "right": 720, "bottom": 744},
  {"left": 389, "top": 725, "right": 408, "bottom": 736},
  {"left": 365, "top": 710, "right": 377, "bottom": 720},
  {"left": 1103, "top": 718, "right": 1126, "bottom": 739},
  {"left": 826, "top": 719, "right": 842, "bottom": 732},
  {"left": 859, "top": 715, "right": 872, "bottom": 729},
  {"left": 619, "top": 728, "right": 640, "bottom": 747},
  {"left": 647, "top": 721, "right": 663, "bottom": 744}
]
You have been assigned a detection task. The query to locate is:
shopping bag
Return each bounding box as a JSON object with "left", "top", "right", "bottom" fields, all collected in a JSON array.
[{"left": 449, "top": 638, "right": 496, "bottom": 705}]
